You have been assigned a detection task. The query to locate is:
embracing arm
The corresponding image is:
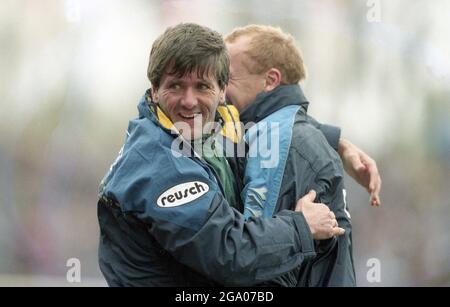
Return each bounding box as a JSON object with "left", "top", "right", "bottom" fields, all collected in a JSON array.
[
  {"left": 305, "top": 115, "right": 382, "bottom": 206},
  {"left": 110, "top": 147, "right": 316, "bottom": 286}
]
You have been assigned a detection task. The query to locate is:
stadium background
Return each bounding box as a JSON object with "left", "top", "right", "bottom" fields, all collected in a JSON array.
[{"left": 0, "top": 0, "right": 449, "bottom": 286}]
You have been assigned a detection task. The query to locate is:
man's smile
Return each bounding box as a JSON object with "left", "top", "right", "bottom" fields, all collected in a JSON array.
[{"left": 179, "top": 112, "right": 201, "bottom": 120}]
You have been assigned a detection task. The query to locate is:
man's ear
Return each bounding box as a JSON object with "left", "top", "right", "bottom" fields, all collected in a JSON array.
[
  {"left": 264, "top": 68, "right": 282, "bottom": 92},
  {"left": 151, "top": 87, "right": 159, "bottom": 102},
  {"left": 219, "top": 86, "right": 227, "bottom": 104}
]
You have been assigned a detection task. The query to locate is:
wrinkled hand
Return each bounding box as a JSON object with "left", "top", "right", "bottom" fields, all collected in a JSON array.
[
  {"left": 295, "top": 190, "right": 345, "bottom": 240},
  {"left": 338, "top": 138, "right": 382, "bottom": 206}
]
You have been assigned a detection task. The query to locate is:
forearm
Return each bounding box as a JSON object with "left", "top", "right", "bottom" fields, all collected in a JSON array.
[{"left": 147, "top": 193, "right": 316, "bottom": 286}]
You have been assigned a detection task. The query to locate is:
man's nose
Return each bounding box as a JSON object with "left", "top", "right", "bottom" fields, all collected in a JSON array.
[{"left": 180, "top": 87, "right": 198, "bottom": 109}]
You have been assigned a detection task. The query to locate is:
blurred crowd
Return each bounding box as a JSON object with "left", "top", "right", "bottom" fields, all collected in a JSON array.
[{"left": 0, "top": 0, "right": 449, "bottom": 286}]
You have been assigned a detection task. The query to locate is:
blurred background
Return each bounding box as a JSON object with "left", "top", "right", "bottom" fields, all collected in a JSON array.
[{"left": 0, "top": 0, "right": 449, "bottom": 286}]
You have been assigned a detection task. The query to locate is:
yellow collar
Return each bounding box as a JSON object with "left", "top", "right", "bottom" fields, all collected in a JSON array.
[
  {"left": 155, "top": 105, "right": 242, "bottom": 143},
  {"left": 156, "top": 106, "right": 176, "bottom": 132}
]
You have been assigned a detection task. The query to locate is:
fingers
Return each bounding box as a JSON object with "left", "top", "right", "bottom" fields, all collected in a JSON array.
[
  {"left": 324, "top": 212, "right": 339, "bottom": 233},
  {"left": 332, "top": 227, "right": 346, "bottom": 236},
  {"left": 313, "top": 215, "right": 345, "bottom": 240},
  {"left": 327, "top": 214, "right": 344, "bottom": 237},
  {"left": 373, "top": 177, "right": 382, "bottom": 206},
  {"left": 330, "top": 216, "right": 338, "bottom": 229},
  {"left": 370, "top": 192, "right": 381, "bottom": 207},
  {"left": 328, "top": 212, "right": 338, "bottom": 227},
  {"left": 321, "top": 218, "right": 336, "bottom": 228},
  {"left": 342, "top": 141, "right": 382, "bottom": 207},
  {"left": 325, "top": 225, "right": 345, "bottom": 238},
  {"left": 326, "top": 219, "right": 338, "bottom": 229},
  {"left": 329, "top": 211, "right": 336, "bottom": 220},
  {"left": 351, "top": 154, "right": 366, "bottom": 173},
  {"left": 359, "top": 150, "right": 382, "bottom": 206},
  {"left": 365, "top": 161, "right": 382, "bottom": 206},
  {"left": 366, "top": 161, "right": 380, "bottom": 192}
]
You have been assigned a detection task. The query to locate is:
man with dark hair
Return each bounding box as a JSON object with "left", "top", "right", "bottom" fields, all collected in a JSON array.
[{"left": 97, "top": 23, "right": 344, "bottom": 287}]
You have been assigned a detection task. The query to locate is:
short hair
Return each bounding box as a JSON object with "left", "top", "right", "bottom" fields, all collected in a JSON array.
[
  {"left": 225, "top": 25, "right": 306, "bottom": 84},
  {"left": 147, "top": 23, "right": 230, "bottom": 90}
]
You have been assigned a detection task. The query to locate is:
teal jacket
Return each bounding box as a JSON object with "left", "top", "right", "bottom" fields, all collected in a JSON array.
[
  {"left": 240, "top": 85, "right": 356, "bottom": 287},
  {"left": 97, "top": 92, "right": 317, "bottom": 286}
]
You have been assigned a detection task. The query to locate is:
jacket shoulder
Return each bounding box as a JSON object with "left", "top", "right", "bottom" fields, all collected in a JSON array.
[
  {"left": 290, "top": 119, "right": 343, "bottom": 175},
  {"left": 102, "top": 118, "right": 215, "bottom": 217}
]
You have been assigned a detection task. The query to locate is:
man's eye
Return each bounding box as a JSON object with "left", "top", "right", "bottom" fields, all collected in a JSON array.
[
  {"left": 198, "top": 84, "right": 210, "bottom": 90},
  {"left": 169, "top": 84, "right": 181, "bottom": 90}
]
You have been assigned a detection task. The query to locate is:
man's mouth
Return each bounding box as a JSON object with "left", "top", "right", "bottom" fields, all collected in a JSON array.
[
  {"left": 175, "top": 112, "right": 207, "bottom": 139},
  {"left": 179, "top": 113, "right": 201, "bottom": 120}
]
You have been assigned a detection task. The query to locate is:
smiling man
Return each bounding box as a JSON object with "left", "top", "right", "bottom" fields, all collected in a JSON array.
[
  {"left": 97, "top": 23, "right": 343, "bottom": 287},
  {"left": 149, "top": 66, "right": 227, "bottom": 141}
]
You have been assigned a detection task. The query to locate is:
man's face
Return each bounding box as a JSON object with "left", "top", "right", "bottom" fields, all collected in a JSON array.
[
  {"left": 153, "top": 70, "right": 225, "bottom": 140},
  {"left": 226, "top": 36, "right": 266, "bottom": 112}
]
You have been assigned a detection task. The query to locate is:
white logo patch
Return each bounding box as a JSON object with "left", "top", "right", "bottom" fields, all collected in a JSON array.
[{"left": 157, "top": 181, "right": 210, "bottom": 208}]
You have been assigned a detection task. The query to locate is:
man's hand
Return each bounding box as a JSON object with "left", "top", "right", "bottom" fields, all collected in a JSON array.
[
  {"left": 295, "top": 190, "right": 345, "bottom": 240},
  {"left": 338, "top": 138, "right": 382, "bottom": 206}
]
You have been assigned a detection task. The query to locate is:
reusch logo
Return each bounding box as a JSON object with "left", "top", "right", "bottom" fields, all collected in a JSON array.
[{"left": 157, "top": 181, "right": 210, "bottom": 208}]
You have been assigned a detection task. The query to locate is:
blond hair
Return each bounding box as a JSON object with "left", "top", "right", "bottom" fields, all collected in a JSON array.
[{"left": 225, "top": 25, "right": 306, "bottom": 84}]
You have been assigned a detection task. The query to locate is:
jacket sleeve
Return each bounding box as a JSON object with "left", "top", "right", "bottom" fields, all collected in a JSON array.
[
  {"left": 305, "top": 114, "right": 341, "bottom": 152},
  {"left": 106, "top": 145, "right": 316, "bottom": 286},
  {"left": 298, "top": 134, "right": 356, "bottom": 287}
]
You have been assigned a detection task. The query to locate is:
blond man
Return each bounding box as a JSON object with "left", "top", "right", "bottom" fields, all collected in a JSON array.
[{"left": 224, "top": 25, "right": 363, "bottom": 286}]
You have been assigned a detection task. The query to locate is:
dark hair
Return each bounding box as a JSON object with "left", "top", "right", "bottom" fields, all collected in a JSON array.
[{"left": 147, "top": 23, "right": 230, "bottom": 90}]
